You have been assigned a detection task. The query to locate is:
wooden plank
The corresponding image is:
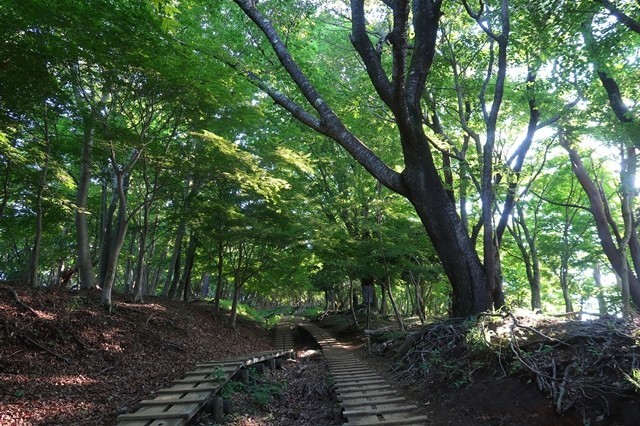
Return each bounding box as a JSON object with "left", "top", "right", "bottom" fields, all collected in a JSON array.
[
  {"left": 117, "top": 402, "right": 200, "bottom": 420},
  {"left": 118, "top": 404, "right": 185, "bottom": 425},
  {"left": 338, "top": 391, "right": 400, "bottom": 401},
  {"left": 116, "top": 421, "right": 150, "bottom": 426},
  {"left": 335, "top": 379, "right": 388, "bottom": 387},
  {"left": 329, "top": 364, "right": 368, "bottom": 369},
  {"left": 196, "top": 362, "right": 243, "bottom": 368},
  {"left": 336, "top": 384, "right": 392, "bottom": 392},
  {"left": 148, "top": 420, "right": 186, "bottom": 426},
  {"left": 341, "top": 397, "right": 407, "bottom": 408},
  {"left": 184, "top": 366, "right": 238, "bottom": 376},
  {"left": 330, "top": 363, "right": 370, "bottom": 368},
  {"left": 337, "top": 389, "right": 398, "bottom": 398},
  {"left": 157, "top": 383, "right": 219, "bottom": 393},
  {"left": 331, "top": 369, "right": 377, "bottom": 375},
  {"left": 330, "top": 367, "right": 375, "bottom": 371},
  {"left": 346, "top": 415, "right": 429, "bottom": 426},
  {"left": 343, "top": 404, "right": 418, "bottom": 416},
  {"left": 334, "top": 376, "right": 385, "bottom": 382},
  {"left": 137, "top": 393, "right": 210, "bottom": 405},
  {"left": 331, "top": 370, "right": 377, "bottom": 376},
  {"left": 172, "top": 376, "right": 226, "bottom": 384},
  {"left": 332, "top": 374, "right": 380, "bottom": 381}
]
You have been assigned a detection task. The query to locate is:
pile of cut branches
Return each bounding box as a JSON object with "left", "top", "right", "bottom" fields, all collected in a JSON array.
[{"left": 393, "top": 312, "right": 640, "bottom": 414}]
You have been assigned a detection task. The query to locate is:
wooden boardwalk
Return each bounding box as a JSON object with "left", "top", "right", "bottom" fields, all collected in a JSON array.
[
  {"left": 116, "top": 349, "right": 293, "bottom": 426},
  {"left": 273, "top": 318, "right": 296, "bottom": 351},
  {"left": 300, "top": 322, "right": 428, "bottom": 426}
]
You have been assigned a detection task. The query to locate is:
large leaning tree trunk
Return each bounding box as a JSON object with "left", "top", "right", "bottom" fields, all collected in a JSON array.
[{"left": 232, "top": 0, "right": 499, "bottom": 316}]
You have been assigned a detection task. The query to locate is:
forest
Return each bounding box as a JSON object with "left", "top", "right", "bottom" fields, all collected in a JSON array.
[
  {"left": 2, "top": 1, "right": 640, "bottom": 425},
  {"left": 1, "top": 0, "right": 640, "bottom": 325}
]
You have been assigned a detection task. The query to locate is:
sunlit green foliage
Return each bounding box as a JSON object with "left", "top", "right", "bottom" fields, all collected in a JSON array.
[{"left": 1, "top": 0, "right": 639, "bottom": 318}]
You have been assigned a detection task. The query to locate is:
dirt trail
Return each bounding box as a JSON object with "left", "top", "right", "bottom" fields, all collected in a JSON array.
[{"left": 317, "top": 313, "right": 639, "bottom": 426}]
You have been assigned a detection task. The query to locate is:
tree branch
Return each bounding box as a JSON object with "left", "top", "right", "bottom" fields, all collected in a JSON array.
[
  {"left": 405, "top": 0, "right": 442, "bottom": 110},
  {"left": 232, "top": 0, "right": 408, "bottom": 196},
  {"left": 350, "top": 0, "right": 395, "bottom": 109},
  {"left": 597, "top": 0, "right": 640, "bottom": 35}
]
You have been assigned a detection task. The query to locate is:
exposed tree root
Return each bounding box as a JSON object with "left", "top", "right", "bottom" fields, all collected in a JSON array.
[
  {"left": 391, "top": 312, "right": 640, "bottom": 416},
  {"left": 0, "top": 284, "right": 40, "bottom": 316}
]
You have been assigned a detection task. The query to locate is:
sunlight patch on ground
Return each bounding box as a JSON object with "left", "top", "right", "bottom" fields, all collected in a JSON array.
[
  {"left": 98, "top": 329, "right": 124, "bottom": 352},
  {"left": 46, "top": 374, "right": 98, "bottom": 387},
  {"left": 33, "top": 310, "right": 57, "bottom": 321},
  {"left": 1, "top": 399, "right": 98, "bottom": 424},
  {"left": 297, "top": 349, "right": 320, "bottom": 358},
  {"left": 118, "top": 301, "right": 168, "bottom": 312}
]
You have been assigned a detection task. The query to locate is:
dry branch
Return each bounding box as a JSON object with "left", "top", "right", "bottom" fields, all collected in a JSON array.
[
  {"left": 18, "top": 332, "right": 72, "bottom": 364},
  {"left": 0, "top": 284, "right": 39, "bottom": 316}
]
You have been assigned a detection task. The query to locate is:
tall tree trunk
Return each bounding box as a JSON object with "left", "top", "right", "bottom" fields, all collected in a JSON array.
[
  {"left": 384, "top": 275, "right": 404, "bottom": 331},
  {"left": 229, "top": 284, "right": 241, "bottom": 329},
  {"left": 100, "top": 173, "right": 129, "bottom": 311},
  {"left": 509, "top": 205, "right": 542, "bottom": 311},
  {"left": 560, "top": 252, "right": 573, "bottom": 313},
  {"left": 76, "top": 116, "right": 97, "bottom": 289},
  {"left": 147, "top": 246, "right": 165, "bottom": 296},
  {"left": 0, "top": 158, "right": 10, "bottom": 221},
  {"left": 164, "top": 218, "right": 185, "bottom": 298},
  {"left": 213, "top": 240, "right": 224, "bottom": 312},
  {"left": 101, "top": 148, "right": 140, "bottom": 311},
  {"left": 200, "top": 273, "right": 211, "bottom": 298},
  {"left": 98, "top": 170, "right": 117, "bottom": 288},
  {"left": 593, "top": 263, "right": 608, "bottom": 315},
  {"left": 379, "top": 280, "right": 387, "bottom": 315},
  {"left": 408, "top": 271, "right": 426, "bottom": 324},
  {"left": 71, "top": 69, "right": 108, "bottom": 291},
  {"left": 134, "top": 162, "right": 158, "bottom": 302},
  {"left": 560, "top": 132, "right": 640, "bottom": 309},
  {"left": 181, "top": 233, "right": 198, "bottom": 302},
  {"left": 29, "top": 109, "right": 52, "bottom": 288},
  {"left": 347, "top": 273, "right": 359, "bottom": 329},
  {"left": 581, "top": 19, "right": 640, "bottom": 312},
  {"left": 133, "top": 202, "right": 150, "bottom": 303},
  {"left": 124, "top": 234, "right": 136, "bottom": 293},
  {"left": 167, "top": 244, "right": 182, "bottom": 299}
]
